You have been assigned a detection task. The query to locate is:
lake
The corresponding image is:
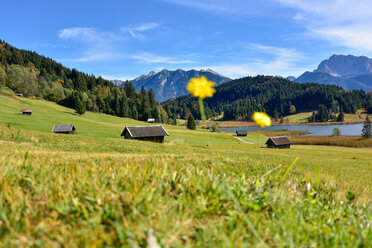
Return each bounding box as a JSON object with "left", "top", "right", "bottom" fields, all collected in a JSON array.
[{"left": 221, "top": 124, "right": 364, "bottom": 136}]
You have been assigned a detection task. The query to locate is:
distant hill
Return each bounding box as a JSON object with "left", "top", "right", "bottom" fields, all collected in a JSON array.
[
  {"left": 0, "top": 40, "right": 169, "bottom": 123},
  {"left": 290, "top": 55, "right": 372, "bottom": 92},
  {"left": 163, "top": 75, "right": 371, "bottom": 121},
  {"left": 114, "top": 69, "right": 231, "bottom": 102}
]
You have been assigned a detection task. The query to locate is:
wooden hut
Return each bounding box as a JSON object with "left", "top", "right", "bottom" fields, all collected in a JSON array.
[
  {"left": 236, "top": 130, "right": 248, "bottom": 136},
  {"left": 21, "top": 109, "right": 33, "bottom": 115},
  {"left": 265, "top": 136, "right": 293, "bottom": 149},
  {"left": 121, "top": 125, "right": 169, "bottom": 143},
  {"left": 147, "top": 118, "right": 156, "bottom": 123},
  {"left": 52, "top": 125, "right": 76, "bottom": 134}
]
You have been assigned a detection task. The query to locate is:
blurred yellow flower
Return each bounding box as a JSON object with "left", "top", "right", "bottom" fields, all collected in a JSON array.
[
  {"left": 253, "top": 112, "right": 271, "bottom": 127},
  {"left": 186, "top": 76, "right": 216, "bottom": 99}
]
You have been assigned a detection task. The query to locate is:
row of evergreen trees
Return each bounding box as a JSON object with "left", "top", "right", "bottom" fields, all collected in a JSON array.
[
  {"left": 164, "top": 75, "right": 372, "bottom": 122},
  {"left": 308, "top": 105, "right": 345, "bottom": 123},
  {"left": 0, "top": 40, "right": 173, "bottom": 123}
]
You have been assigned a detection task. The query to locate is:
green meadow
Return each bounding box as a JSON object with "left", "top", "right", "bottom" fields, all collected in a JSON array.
[{"left": 0, "top": 95, "right": 371, "bottom": 247}]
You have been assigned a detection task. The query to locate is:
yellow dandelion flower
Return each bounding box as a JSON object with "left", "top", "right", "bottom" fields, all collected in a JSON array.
[
  {"left": 186, "top": 76, "right": 216, "bottom": 99},
  {"left": 253, "top": 112, "right": 271, "bottom": 127}
]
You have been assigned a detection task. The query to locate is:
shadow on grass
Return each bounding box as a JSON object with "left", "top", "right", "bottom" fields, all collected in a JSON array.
[{"left": 62, "top": 111, "right": 78, "bottom": 116}]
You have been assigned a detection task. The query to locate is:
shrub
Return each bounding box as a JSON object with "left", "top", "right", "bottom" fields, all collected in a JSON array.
[{"left": 331, "top": 128, "right": 341, "bottom": 136}]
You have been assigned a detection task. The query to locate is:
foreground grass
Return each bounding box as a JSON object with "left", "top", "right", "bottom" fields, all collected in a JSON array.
[
  {"left": 0, "top": 95, "right": 372, "bottom": 246},
  {"left": 1, "top": 131, "right": 371, "bottom": 247},
  {"left": 1, "top": 125, "right": 371, "bottom": 247}
]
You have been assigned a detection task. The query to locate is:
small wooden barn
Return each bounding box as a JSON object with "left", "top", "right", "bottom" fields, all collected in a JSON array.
[
  {"left": 52, "top": 124, "right": 76, "bottom": 134},
  {"left": 121, "top": 125, "right": 169, "bottom": 143},
  {"left": 21, "top": 109, "right": 33, "bottom": 115},
  {"left": 147, "top": 118, "right": 155, "bottom": 123},
  {"left": 236, "top": 130, "right": 248, "bottom": 136},
  {"left": 265, "top": 136, "right": 293, "bottom": 149}
]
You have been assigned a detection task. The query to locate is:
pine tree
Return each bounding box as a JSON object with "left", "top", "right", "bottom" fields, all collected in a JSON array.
[
  {"left": 315, "top": 104, "right": 329, "bottom": 122},
  {"left": 75, "top": 73, "right": 87, "bottom": 92},
  {"left": 140, "top": 86, "right": 151, "bottom": 121},
  {"left": 74, "top": 93, "right": 86, "bottom": 115},
  {"left": 124, "top": 81, "right": 137, "bottom": 98},
  {"left": 361, "top": 116, "right": 371, "bottom": 138},
  {"left": 119, "top": 94, "right": 129, "bottom": 117},
  {"left": 113, "top": 91, "right": 120, "bottom": 116},
  {"left": 148, "top": 88, "right": 156, "bottom": 107},
  {"left": 0, "top": 66, "right": 6, "bottom": 87},
  {"left": 367, "top": 101, "right": 372, "bottom": 114},
  {"left": 308, "top": 112, "right": 316, "bottom": 123},
  {"left": 337, "top": 109, "right": 344, "bottom": 122},
  {"left": 187, "top": 114, "right": 196, "bottom": 130}
]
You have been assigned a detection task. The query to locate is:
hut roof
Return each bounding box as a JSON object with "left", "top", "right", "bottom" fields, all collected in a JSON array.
[
  {"left": 52, "top": 124, "right": 75, "bottom": 132},
  {"left": 265, "top": 136, "right": 293, "bottom": 146},
  {"left": 236, "top": 130, "right": 247, "bottom": 135},
  {"left": 22, "top": 109, "right": 33, "bottom": 113},
  {"left": 121, "top": 125, "right": 169, "bottom": 138}
]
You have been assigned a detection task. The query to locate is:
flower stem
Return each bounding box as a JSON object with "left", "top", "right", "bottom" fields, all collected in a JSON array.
[{"left": 198, "top": 97, "right": 206, "bottom": 122}]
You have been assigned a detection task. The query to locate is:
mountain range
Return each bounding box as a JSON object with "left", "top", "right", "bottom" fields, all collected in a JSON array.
[
  {"left": 113, "top": 69, "right": 231, "bottom": 102},
  {"left": 290, "top": 55, "right": 372, "bottom": 92}
]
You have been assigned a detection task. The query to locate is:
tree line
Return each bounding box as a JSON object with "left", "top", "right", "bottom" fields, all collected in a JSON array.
[
  {"left": 163, "top": 75, "right": 372, "bottom": 122},
  {"left": 0, "top": 40, "right": 172, "bottom": 123}
]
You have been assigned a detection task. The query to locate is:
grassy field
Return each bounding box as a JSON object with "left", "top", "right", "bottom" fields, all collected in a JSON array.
[
  {"left": 283, "top": 112, "right": 313, "bottom": 123},
  {"left": 0, "top": 95, "right": 371, "bottom": 247}
]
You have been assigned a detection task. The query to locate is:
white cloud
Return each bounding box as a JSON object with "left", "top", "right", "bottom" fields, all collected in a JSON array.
[
  {"left": 58, "top": 27, "right": 94, "bottom": 40},
  {"left": 57, "top": 27, "right": 120, "bottom": 43},
  {"left": 120, "top": 22, "right": 159, "bottom": 39},
  {"left": 162, "top": 0, "right": 238, "bottom": 13},
  {"left": 251, "top": 44, "right": 304, "bottom": 62},
  {"left": 277, "top": 0, "right": 372, "bottom": 51},
  {"left": 57, "top": 27, "right": 124, "bottom": 62},
  {"left": 131, "top": 52, "right": 194, "bottom": 64},
  {"left": 60, "top": 52, "right": 124, "bottom": 63},
  {"left": 208, "top": 61, "right": 308, "bottom": 79}
]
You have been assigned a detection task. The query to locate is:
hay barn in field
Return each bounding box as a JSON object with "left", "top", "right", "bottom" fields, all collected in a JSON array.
[
  {"left": 121, "top": 125, "right": 169, "bottom": 143},
  {"left": 21, "top": 109, "right": 33, "bottom": 115},
  {"left": 52, "top": 125, "right": 76, "bottom": 134},
  {"left": 265, "top": 136, "right": 293, "bottom": 149},
  {"left": 236, "top": 130, "right": 248, "bottom": 136}
]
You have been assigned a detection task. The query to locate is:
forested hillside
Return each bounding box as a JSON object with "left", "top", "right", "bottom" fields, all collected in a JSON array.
[
  {"left": 164, "top": 75, "right": 372, "bottom": 121},
  {"left": 0, "top": 40, "right": 170, "bottom": 123}
]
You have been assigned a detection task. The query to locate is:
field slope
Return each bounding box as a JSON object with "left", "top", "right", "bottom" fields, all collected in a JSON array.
[{"left": 0, "top": 95, "right": 371, "bottom": 247}]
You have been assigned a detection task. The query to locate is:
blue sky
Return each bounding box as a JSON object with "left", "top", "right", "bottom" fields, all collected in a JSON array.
[{"left": 1, "top": 0, "right": 372, "bottom": 80}]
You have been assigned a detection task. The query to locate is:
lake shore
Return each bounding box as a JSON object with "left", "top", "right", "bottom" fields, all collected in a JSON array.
[
  {"left": 218, "top": 123, "right": 364, "bottom": 136},
  {"left": 207, "top": 120, "right": 365, "bottom": 128},
  {"left": 291, "top": 135, "right": 372, "bottom": 148}
]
